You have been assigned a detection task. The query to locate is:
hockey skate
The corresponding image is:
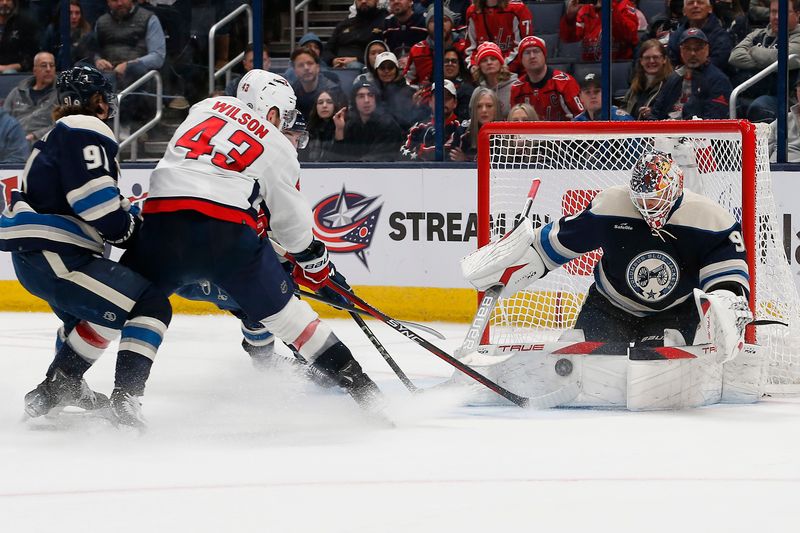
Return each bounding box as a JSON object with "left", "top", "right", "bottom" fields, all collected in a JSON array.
[
  {"left": 110, "top": 388, "right": 147, "bottom": 432},
  {"left": 24, "top": 369, "right": 109, "bottom": 418},
  {"left": 335, "top": 360, "right": 386, "bottom": 413}
]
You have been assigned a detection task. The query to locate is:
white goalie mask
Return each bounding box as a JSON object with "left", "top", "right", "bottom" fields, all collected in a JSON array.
[
  {"left": 237, "top": 69, "right": 298, "bottom": 130},
  {"left": 629, "top": 150, "right": 684, "bottom": 231}
]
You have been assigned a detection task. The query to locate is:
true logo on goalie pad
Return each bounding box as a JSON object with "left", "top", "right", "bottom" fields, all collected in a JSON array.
[{"left": 626, "top": 251, "right": 679, "bottom": 301}]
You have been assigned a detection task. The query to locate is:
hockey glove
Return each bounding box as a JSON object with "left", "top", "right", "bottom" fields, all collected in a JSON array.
[
  {"left": 693, "top": 288, "right": 753, "bottom": 363},
  {"left": 105, "top": 212, "right": 141, "bottom": 249},
  {"left": 318, "top": 262, "right": 351, "bottom": 306},
  {"left": 292, "top": 239, "right": 333, "bottom": 291}
]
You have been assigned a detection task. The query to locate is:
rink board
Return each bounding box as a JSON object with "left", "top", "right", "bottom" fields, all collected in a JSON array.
[{"left": 2, "top": 167, "right": 800, "bottom": 321}]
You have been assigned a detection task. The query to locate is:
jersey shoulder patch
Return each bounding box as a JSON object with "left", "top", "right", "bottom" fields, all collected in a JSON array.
[{"left": 551, "top": 71, "right": 571, "bottom": 82}]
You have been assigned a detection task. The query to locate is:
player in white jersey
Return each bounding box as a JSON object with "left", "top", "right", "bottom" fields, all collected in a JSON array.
[{"left": 120, "top": 71, "right": 384, "bottom": 420}]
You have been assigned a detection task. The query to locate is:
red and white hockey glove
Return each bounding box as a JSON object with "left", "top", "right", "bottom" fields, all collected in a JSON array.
[{"left": 292, "top": 239, "right": 332, "bottom": 291}]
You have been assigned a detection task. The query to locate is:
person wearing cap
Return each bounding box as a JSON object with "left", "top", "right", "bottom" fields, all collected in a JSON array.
[
  {"left": 650, "top": 28, "right": 732, "bottom": 120},
  {"left": 464, "top": 0, "right": 533, "bottom": 71},
  {"left": 323, "top": 0, "right": 388, "bottom": 69},
  {"left": 403, "top": 4, "right": 468, "bottom": 88},
  {"left": 768, "top": 78, "right": 800, "bottom": 162},
  {"left": 729, "top": 0, "right": 800, "bottom": 123},
  {"left": 560, "top": 0, "right": 639, "bottom": 62},
  {"left": 510, "top": 36, "right": 584, "bottom": 121},
  {"left": 383, "top": 0, "right": 427, "bottom": 61},
  {"left": 291, "top": 46, "right": 340, "bottom": 120},
  {"left": 573, "top": 73, "right": 634, "bottom": 121},
  {"left": 472, "top": 41, "right": 517, "bottom": 118},
  {"left": 353, "top": 40, "right": 390, "bottom": 87},
  {"left": 283, "top": 33, "right": 334, "bottom": 82},
  {"left": 370, "top": 50, "right": 421, "bottom": 133},
  {"left": 401, "top": 79, "right": 462, "bottom": 160},
  {"left": 667, "top": 0, "right": 733, "bottom": 70},
  {"left": 334, "top": 80, "right": 403, "bottom": 161}
]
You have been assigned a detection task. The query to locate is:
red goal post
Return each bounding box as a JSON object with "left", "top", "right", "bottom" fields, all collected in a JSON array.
[{"left": 476, "top": 120, "right": 800, "bottom": 392}]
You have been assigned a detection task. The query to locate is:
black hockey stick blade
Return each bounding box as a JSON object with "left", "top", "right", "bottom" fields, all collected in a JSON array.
[
  {"left": 324, "top": 279, "right": 531, "bottom": 408},
  {"left": 750, "top": 319, "right": 789, "bottom": 327}
]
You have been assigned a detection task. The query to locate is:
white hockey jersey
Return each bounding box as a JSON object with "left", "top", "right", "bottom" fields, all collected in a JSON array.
[{"left": 144, "top": 96, "right": 313, "bottom": 253}]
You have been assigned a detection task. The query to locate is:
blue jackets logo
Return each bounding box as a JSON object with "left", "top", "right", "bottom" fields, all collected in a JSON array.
[
  {"left": 312, "top": 186, "right": 382, "bottom": 268},
  {"left": 626, "top": 251, "right": 680, "bottom": 301}
]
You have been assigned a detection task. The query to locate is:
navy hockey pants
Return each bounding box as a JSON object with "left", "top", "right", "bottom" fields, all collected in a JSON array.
[{"left": 574, "top": 285, "right": 701, "bottom": 346}]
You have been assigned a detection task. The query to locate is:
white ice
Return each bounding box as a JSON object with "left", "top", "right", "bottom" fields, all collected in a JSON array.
[{"left": 1, "top": 312, "right": 799, "bottom": 533}]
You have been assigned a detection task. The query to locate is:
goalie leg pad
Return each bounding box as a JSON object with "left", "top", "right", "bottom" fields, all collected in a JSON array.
[
  {"left": 627, "top": 354, "right": 723, "bottom": 411},
  {"left": 721, "top": 343, "right": 765, "bottom": 403},
  {"left": 460, "top": 221, "right": 547, "bottom": 295}
]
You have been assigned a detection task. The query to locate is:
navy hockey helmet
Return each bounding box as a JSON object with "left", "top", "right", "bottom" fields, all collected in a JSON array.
[
  {"left": 629, "top": 150, "right": 684, "bottom": 230},
  {"left": 56, "top": 66, "right": 118, "bottom": 119},
  {"left": 282, "top": 110, "right": 308, "bottom": 149}
]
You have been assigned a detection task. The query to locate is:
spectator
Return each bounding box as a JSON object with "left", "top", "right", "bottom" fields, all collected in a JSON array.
[
  {"left": 450, "top": 86, "right": 501, "bottom": 161},
  {"left": 750, "top": 0, "right": 771, "bottom": 26},
  {"left": 715, "top": 0, "right": 750, "bottom": 43},
  {"left": 464, "top": 0, "right": 533, "bottom": 71},
  {"left": 560, "top": 0, "right": 639, "bottom": 62},
  {"left": 472, "top": 41, "right": 517, "bottom": 118},
  {"left": 370, "top": 51, "right": 419, "bottom": 133},
  {"left": 507, "top": 102, "right": 538, "bottom": 120},
  {"left": 291, "top": 47, "right": 340, "bottom": 120},
  {"left": 573, "top": 73, "right": 635, "bottom": 120},
  {"left": 668, "top": 0, "right": 733, "bottom": 70},
  {"left": 224, "top": 43, "right": 271, "bottom": 96},
  {"left": 769, "top": 78, "right": 800, "bottom": 161},
  {"left": 510, "top": 36, "right": 584, "bottom": 120},
  {"left": 648, "top": 14, "right": 677, "bottom": 46},
  {"left": 323, "top": 0, "right": 388, "bottom": 70},
  {"left": 283, "top": 33, "right": 338, "bottom": 84},
  {"left": 383, "top": 0, "right": 426, "bottom": 63},
  {"left": 3, "top": 51, "right": 58, "bottom": 143},
  {"left": 401, "top": 79, "right": 462, "bottom": 160},
  {"left": 621, "top": 39, "right": 674, "bottom": 119},
  {"left": 443, "top": 47, "right": 475, "bottom": 121},
  {"left": 354, "top": 40, "right": 389, "bottom": 86},
  {"left": 303, "top": 88, "right": 348, "bottom": 162},
  {"left": 41, "top": 0, "right": 94, "bottom": 65},
  {"left": 0, "top": 107, "right": 30, "bottom": 163},
  {"left": 334, "top": 80, "right": 403, "bottom": 161},
  {"left": 92, "top": 0, "right": 166, "bottom": 88},
  {"left": 651, "top": 28, "right": 733, "bottom": 119},
  {"left": 0, "top": 0, "right": 40, "bottom": 73},
  {"left": 404, "top": 4, "right": 467, "bottom": 88},
  {"left": 729, "top": 0, "right": 800, "bottom": 122}
]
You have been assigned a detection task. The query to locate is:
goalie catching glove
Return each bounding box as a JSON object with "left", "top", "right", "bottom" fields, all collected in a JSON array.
[
  {"left": 693, "top": 288, "right": 753, "bottom": 363},
  {"left": 461, "top": 220, "right": 547, "bottom": 296},
  {"left": 291, "top": 238, "right": 350, "bottom": 303}
]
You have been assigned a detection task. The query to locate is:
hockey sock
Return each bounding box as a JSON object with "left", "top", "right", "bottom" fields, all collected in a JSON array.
[
  {"left": 47, "top": 343, "right": 93, "bottom": 379},
  {"left": 46, "top": 321, "right": 116, "bottom": 378},
  {"left": 114, "top": 352, "right": 153, "bottom": 397}
]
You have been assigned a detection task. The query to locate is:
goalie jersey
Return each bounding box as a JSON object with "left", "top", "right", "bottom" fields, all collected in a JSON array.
[
  {"left": 532, "top": 185, "right": 749, "bottom": 317},
  {"left": 0, "top": 115, "right": 134, "bottom": 255},
  {"left": 143, "top": 96, "right": 313, "bottom": 254}
]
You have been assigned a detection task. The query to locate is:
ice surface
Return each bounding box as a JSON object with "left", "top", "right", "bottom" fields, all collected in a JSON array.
[{"left": 1, "top": 312, "right": 799, "bottom": 532}]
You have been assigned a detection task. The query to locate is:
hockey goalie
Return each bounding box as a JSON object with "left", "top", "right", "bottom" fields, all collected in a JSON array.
[{"left": 457, "top": 150, "right": 765, "bottom": 410}]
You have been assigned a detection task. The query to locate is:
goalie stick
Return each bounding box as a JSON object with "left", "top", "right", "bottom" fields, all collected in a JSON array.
[{"left": 457, "top": 178, "right": 541, "bottom": 357}]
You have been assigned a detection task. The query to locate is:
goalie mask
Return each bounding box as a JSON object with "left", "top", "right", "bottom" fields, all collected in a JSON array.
[
  {"left": 56, "top": 66, "right": 118, "bottom": 119},
  {"left": 237, "top": 69, "right": 298, "bottom": 130},
  {"left": 629, "top": 150, "right": 684, "bottom": 230}
]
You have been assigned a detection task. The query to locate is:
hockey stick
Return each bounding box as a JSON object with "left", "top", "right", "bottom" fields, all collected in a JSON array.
[
  {"left": 457, "top": 178, "right": 541, "bottom": 357},
  {"left": 323, "top": 278, "right": 531, "bottom": 408},
  {"left": 294, "top": 288, "right": 445, "bottom": 340}
]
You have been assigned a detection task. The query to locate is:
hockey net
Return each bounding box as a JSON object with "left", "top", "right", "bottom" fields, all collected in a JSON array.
[{"left": 477, "top": 120, "right": 800, "bottom": 393}]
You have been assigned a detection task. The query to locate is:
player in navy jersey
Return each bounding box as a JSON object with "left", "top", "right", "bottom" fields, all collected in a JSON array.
[
  {"left": 464, "top": 150, "right": 753, "bottom": 358},
  {"left": 0, "top": 66, "right": 172, "bottom": 429}
]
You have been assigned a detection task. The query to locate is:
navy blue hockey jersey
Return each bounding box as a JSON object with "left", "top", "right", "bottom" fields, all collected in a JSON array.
[
  {"left": 0, "top": 115, "right": 135, "bottom": 255},
  {"left": 532, "top": 185, "right": 750, "bottom": 317}
]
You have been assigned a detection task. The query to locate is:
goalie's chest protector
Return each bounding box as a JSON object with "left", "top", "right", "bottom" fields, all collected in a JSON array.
[{"left": 535, "top": 186, "right": 749, "bottom": 316}]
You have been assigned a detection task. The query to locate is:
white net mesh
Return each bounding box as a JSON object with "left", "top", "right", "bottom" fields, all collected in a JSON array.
[{"left": 481, "top": 121, "right": 800, "bottom": 392}]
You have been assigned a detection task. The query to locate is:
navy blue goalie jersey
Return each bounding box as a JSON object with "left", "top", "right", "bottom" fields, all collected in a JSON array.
[
  {"left": 0, "top": 115, "right": 135, "bottom": 255},
  {"left": 531, "top": 185, "right": 750, "bottom": 317}
]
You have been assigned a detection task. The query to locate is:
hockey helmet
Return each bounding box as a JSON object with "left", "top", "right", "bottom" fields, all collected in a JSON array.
[
  {"left": 237, "top": 69, "right": 298, "bottom": 130},
  {"left": 629, "top": 150, "right": 684, "bottom": 230},
  {"left": 56, "top": 65, "right": 118, "bottom": 119},
  {"left": 282, "top": 110, "right": 308, "bottom": 149}
]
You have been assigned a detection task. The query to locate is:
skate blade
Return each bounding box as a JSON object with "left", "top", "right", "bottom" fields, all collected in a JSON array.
[{"left": 22, "top": 406, "right": 116, "bottom": 432}]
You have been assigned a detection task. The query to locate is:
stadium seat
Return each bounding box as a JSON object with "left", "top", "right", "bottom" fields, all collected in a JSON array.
[
  {"left": 556, "top": 40, "right": 583, "bottom": 61},
  {"left": 538, "top": 33, "right": 559, "bottom": 58},
  {"left": 527, "top": 1, "right": 565, "bottom": 32},
  {"left": 639, "top": 0, "right": 667, "bottom": 23},
  {"left": 549, "top": 62, "right": 573, "bottom": 75},
  {"left": 329, "top": 68, "right": 360, "bottom": 91},
  {"left": 0, "top": 73, "right": 29, "bottom": 103},
  {"left": 571, "top": 62, "right": 633, "bottom": 98}
]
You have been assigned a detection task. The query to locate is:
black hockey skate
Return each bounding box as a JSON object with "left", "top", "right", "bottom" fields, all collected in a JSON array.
[
  {"left": 24, "top": 369, "right": 109, "bottom": 418},
  {"left": 335, "top": 360, "right": 385, "bottom": 411},
  {"left": 110, "top": 388, "right": 147, "bottom": 432}
]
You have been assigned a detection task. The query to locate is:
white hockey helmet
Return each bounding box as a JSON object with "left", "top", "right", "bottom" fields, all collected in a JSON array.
[
  {"left": 629, "top": 150, "right": 684, "bottom": 230},
  {"left": 237, "top": 69, "right": 298, "bottom": 130}
]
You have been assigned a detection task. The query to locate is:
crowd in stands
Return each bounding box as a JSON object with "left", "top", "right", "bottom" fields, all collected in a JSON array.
[{"left": 0, "top": 0, "right": 799, "bottom": 162}]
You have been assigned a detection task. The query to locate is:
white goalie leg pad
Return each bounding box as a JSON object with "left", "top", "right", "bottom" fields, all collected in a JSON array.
[
  {"left": 693, "top": 288, "right": 752, "bottom": 363},
  {"left": 259, "top": 298, "right": 337, "bottom": 363},
  {"left": 460, "top": 221, "right": 546, "bottom": 296},
  {"left": 66, "top": 321, "right": 119, "bottom": 363},
  {"left": 721, "top": 343, "right": 766, "bottom": 403},
  {"left": 627, "top": 352, "right": 723, "bottom": 411}
]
